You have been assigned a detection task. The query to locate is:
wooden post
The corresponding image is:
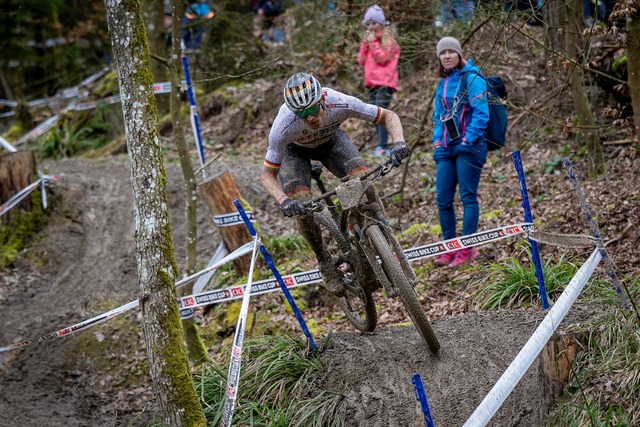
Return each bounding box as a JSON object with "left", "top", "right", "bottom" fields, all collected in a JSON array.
[
  {"left": 199, "top": 171, "right": 254, "bottom": 274},
  {"left": 0, "top": 151, "right": 36, "bottom": 224},
  {"left": 539, "top": 333, "right": 578, "bottom": 408}
]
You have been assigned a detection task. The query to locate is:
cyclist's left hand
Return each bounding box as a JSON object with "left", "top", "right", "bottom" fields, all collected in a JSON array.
[{"left": 390, "top": 141, "right": 409, "bottom": 167}]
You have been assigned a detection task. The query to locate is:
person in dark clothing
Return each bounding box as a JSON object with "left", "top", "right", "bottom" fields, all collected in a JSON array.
[
  {"left": 182, "top": 0, "right": 215, "bottom": 49},
  {"left": 251, "top": 0, "right": 284, "bottom": 42}
]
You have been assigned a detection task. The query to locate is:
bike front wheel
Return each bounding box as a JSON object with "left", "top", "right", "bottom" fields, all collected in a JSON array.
[
  {"left": 314, "top": 210, "right": 377, "bottom": 332},
  {"left": 366, "top": 225, "right": 441, "bottom": 354}
]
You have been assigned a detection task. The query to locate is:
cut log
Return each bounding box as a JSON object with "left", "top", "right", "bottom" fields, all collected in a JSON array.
[
  {"left": 540, "top": 332, "right": 579, "bottom": 409},
  {"left": 200, "top": 171, "right": 254, "bottom": 274},
  {"left": 0, "top": 151, "right": 36, "bottom": 224}
]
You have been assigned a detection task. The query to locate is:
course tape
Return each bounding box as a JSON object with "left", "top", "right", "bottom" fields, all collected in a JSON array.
[
  {"left": 213, "top": 211, "right": 256, "bottom": 227},
  {"left": 404, "top": 223, "right": 533, "bottom": 262},
  {"left": 0, "top": 135, "right": 17, "bottom": 153},
  {"left": 9, "top": 78, "right": 184, "bottom": 147},
  {"left": 0, "top": 223, "right": 533, "bottom": 352},
  {"left": 0, "top": 242, "right": 255, "bottom": 354},
  {"left": 0, "top": 173, "right": 58, "bottom": 218},
  {"left": 462, "top": 248, "right": 602, "bottom": 426},
  {"left": 1, "top": 67, "right": 111, "bottom": 113}
]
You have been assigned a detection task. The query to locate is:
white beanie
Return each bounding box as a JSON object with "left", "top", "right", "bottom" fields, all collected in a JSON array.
[{"left": 436, "top": 37, "right": 462, "bottom": 57}]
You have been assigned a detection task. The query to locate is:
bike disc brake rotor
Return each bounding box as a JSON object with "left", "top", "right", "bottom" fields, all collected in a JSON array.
[{"left": 336, "top": 274, "right": 376, "bottom": 332}]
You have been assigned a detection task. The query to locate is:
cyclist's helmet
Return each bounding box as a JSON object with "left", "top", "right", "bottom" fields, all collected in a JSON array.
[{"left": 283, "top": 72, "right": 323, "bottom": 112}]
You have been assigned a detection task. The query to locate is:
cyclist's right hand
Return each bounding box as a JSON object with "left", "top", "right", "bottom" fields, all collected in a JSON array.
[{"left": 280, "top": 198, "right": 308, "bottom": 217}]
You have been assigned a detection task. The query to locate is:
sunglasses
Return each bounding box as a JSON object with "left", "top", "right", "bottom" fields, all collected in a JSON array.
[{"left": 294, "top": 103, "right": 321, "bottom": 119}]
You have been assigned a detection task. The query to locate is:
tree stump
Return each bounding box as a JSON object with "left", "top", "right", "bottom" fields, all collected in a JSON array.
[
  {"left": 0, "top": 151, "right": 36, "bottom": 224},
  {"left": 539, "top": 332, "right": 579, "bottom": 409},
  {"left": 199, "top": 171, "right": 254, "bottom": 274}
]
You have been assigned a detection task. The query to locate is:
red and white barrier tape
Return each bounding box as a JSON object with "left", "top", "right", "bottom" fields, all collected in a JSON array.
[
  {"left": 0, "top": 223, "right": 533, "bottom": 353},
  {"left": 0, "top": 242, "right": 254, "bottom": 354}
]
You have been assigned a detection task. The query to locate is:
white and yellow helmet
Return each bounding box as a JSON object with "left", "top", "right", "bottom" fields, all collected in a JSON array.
[{"left": 283, "top": 72, "right": 323, "bottom": 112}]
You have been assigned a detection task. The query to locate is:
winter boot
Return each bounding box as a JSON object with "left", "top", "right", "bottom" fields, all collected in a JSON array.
[
  {"left": 448, "top": 247, "right": 479, "bottom": 267},
  {"left": 434, "top": 251, "right": 456, "bottom": 266}
]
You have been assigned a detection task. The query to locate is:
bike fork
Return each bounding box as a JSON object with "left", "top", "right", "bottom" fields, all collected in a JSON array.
[{"left": 357, "top": 224, "right": 398, "bottom": 298}]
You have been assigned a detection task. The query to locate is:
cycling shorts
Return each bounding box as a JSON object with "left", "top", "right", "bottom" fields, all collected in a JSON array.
[{"left": 278, "top": 128, "right": 368, "bottom": 200}]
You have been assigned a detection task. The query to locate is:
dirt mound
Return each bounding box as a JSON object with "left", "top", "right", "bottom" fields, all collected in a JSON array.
[{"left": 0, "top": 156, "right": 606, "bottom": 427}]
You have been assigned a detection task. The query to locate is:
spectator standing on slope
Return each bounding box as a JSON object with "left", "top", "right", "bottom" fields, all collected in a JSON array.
[{"left": 357, "top": 4, "right": 400, "bottom": 157}]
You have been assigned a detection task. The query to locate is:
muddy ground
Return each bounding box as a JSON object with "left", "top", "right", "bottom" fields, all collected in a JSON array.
[{"left": 1, "top": 149, "right": 633, "bottom": 426}]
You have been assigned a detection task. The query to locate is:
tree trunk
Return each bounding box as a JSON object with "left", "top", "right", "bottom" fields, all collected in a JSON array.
[
  {"left": 170, "top": 0, "right": 209, "bottom": 366},
  {"left": 564, "top": 0, "right": 604, "bottom": 176},
  {"left": 542, "top": 0, "right": 564, "bottom": 56},
  {"left": 103, "top": 1, "right": 206, "bottom": 426},
  {"left": 628, "top": 7, "right": 640, "bottom": 140},
  {"left": 143, "top": 0, "right": 170, "bottom": 116}
]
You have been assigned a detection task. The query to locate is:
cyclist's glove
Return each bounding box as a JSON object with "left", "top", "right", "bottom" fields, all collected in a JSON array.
[
  {"left": 390, "top": 141, "right": 410, "bottom": 167},
  {"left": 280, "top": 198, "right": 308, "bottom": 217}
]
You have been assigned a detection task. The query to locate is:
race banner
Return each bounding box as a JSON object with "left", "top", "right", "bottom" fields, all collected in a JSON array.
[
  {"left": 213, "top": 211, "right": 256, "bottom": 227},
  {"left": 0, "top": 222, "right": 535, "bottom": 352}
]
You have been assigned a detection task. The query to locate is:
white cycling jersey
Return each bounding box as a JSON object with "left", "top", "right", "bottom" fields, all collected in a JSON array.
[{"left": 264, "top": 87, "right": 382, "bottom": 167}]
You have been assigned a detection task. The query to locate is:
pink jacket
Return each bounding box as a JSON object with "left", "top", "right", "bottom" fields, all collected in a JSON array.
[{"left": 357, "top": 37, "right": 400, "bottom": 91}]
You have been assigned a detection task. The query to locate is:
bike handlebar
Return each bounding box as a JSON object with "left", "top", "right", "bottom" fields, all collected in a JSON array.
[{"left": 304, "top": 159, "right": 395, "bottom": 211}]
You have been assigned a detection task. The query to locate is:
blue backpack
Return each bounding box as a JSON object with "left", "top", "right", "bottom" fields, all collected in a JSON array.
[{"left": 461, "top": 71, "right": 508, "bottom": 151}]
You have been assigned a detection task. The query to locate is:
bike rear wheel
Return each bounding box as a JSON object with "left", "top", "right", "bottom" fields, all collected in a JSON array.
[
  {"left": 366, "top": 225, "right": 441, "bottom": 354},
  {"left": 314, "top": 211, "right": 377, "bottom": 332}
]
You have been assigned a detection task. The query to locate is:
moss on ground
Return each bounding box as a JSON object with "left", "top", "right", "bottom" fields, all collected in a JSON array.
[{"left": 0, "top": 190, "right": 51, "bottom": 268}]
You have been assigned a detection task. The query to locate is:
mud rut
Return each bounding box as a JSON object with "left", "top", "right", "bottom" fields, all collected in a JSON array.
[{"left": 0, "top": 157, "right": 584, "bottom": 427}]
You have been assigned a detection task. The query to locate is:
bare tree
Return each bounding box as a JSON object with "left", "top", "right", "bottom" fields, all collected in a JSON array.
[
  {"left": 103, "top": 0, "right": 206, "bottom": 425},
  {"left": 563, "top": 0, "right": 604, "bottom": 175},
  {"left": 170, "top": 0, "right": 210, "bottom": 365},
  {"left": 627, "top": 2, "right": 640, "bottom": 139}
]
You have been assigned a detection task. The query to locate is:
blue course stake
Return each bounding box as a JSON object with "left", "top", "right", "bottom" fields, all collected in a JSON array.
[
  {"left": 233, "top": 199, "right": 317, "bottom": 351},
  {"left": 412, "top": 373, "right": 435, "bottom": 427},
  {"left": 181, "top": 53, "right": 205, "bottom": 167},
  {"left": 512, "top": 151, "right": 549, "bottom": 309}
]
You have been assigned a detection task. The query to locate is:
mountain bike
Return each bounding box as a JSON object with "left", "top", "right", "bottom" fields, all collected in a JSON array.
[{"left": 305, "top": 160, "right": 440, "bottom": 354}]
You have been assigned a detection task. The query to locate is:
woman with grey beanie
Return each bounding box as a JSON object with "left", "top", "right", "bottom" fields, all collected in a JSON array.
[{"left": 431, "top": 36, "right": 489, "bottom": 267}]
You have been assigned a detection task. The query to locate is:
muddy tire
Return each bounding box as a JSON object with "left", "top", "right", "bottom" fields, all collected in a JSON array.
[
  {"left": 314, "top": 211, "right": 377, "bottom": 332},
  {"left": 366, "top": 225, "right": 440, "bottom": 354}
]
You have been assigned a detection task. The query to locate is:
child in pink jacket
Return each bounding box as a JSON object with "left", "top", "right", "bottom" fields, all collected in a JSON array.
[{"left": 358, "top": 4, "right": 400, "bottom": 156}]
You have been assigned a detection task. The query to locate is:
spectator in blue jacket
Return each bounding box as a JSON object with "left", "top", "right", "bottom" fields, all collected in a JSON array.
[
  {"left": 182, "top": 0, "right": 215, "bottom": 50},
  {"left": 431, "top": 36, "right": 489, "bottom": 267},
  {"left": 441, "top": 0, "right": 476, "bottom": 25}
]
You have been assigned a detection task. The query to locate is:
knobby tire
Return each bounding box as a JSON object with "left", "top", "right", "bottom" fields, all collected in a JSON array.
[
  {"left": 314, "top": 211, "right": 377, "bottom": 332},
  {"left": 366, "top": 225, "right": 441, "bottom": 354}
]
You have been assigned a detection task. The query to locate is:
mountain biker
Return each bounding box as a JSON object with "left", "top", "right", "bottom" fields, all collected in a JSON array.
[{"left": 260, "top": 72, "right": 410, "bottom": 295}]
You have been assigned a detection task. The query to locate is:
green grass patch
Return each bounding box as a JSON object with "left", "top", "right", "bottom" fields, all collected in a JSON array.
[
  {"left": 0, "top": 191, "right": 50, "bottom": 268},
  {"left": 470, "top": 248, "right": 578, "bottom": 309},
  {"left": 176, "top": 334, "right": 345, "bottom": 426},
  {"left": 547, "top": 308, "right": 640, "bottom": 426}
]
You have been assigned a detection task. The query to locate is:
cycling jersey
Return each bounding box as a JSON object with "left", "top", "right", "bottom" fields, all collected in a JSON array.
[{"left": 264, "top": 87, "right": 382, "bottom": 167}]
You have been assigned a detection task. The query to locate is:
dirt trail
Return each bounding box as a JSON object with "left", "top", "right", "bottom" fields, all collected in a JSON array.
[{"left": 0, "top": 157, "right": 599, "bottom": 426}]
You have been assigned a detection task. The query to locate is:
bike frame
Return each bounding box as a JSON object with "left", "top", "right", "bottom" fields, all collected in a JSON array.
[{"left": 309, "top": 161, "right": 416, "bottom": 297}]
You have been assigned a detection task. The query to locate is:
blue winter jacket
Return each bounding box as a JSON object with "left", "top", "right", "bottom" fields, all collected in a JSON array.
[{"left": 432, "top": 59, "right": 489, "bottom": 148}]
